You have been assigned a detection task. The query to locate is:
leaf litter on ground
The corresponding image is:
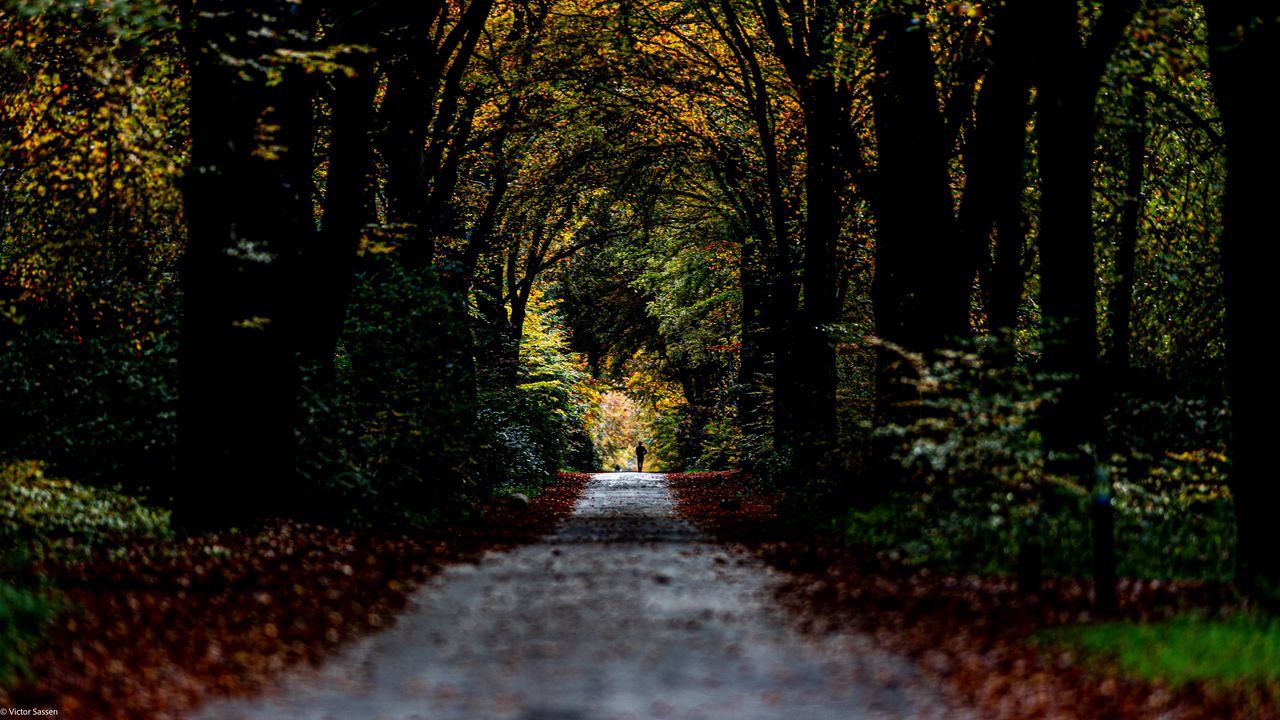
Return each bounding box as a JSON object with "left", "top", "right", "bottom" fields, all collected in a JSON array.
[
  {"left": 1, "top": 472, "right": 592, "bottom": 720},
  {"left": 667, "top": 471, "right": 1274, "bottom": 720}
]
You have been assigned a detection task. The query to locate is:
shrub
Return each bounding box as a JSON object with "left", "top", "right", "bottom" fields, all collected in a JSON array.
[
  {"left": 865, "top": 343, "right": 1073, "bottom": 570},
  {"left": 473, "top": 374, "right": 593, "bottom": 489},
  {"left": 293, "top": 362, "right": 382, "bottom": 527},
  {"left": 0, "top": 294, "right": 178, "bottom": 499},
  {"left": 334, "top": 257, "right": 484, "bottom": 517},
  {"left": 0, "top": 460, "right": 171, "bottom": 559},
  {"left": 476, "top": 392, "right": 559, "bottom": 489},
  {"left": 862, "top": 342, "right": 1235, "bottom": 581}
]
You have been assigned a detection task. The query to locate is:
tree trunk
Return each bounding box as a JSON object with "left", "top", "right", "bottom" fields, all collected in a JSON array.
[
  {"left": 377, "top": 2, "right": 445, "bottom": 263},
  {"left": 738, "top": 231, "right": 770, "bottom": 442},
  {"left": 1034, "top": 0, "right": 1136, "bottom": 447},
  {"left": 959, "top": 0, "right": 1035, "bottom": 343},
  {"left": 1035, "top": 0, "right": 1103, "bottom": 449},
  {"left": 473, "top": 253, "right": 514, "bottom": 385},
  {"left": 753, "top": 0, "right": 852, "bottom": 475},
  {"left": 503, "top": 278, "right": 531, "bottom": 388},
  {"left": 870, "top": 2, "right": 969, "bottom": 421},
  {"left": 1106, "top": 88, "right": 1147, "bottom": 378},
  {"left": 378, "top": 0, "right": 493, "bottom": 266},
  {"left": 1203, "top": 0, "right": 1280, "bottom": 606},
  {"left": 301, "top": 25, "right": 379, "bottom": 378},
  {"left": 786, "top": 98, "right": 843, "bottom": 463},
  {"left": 177, "top": 1, "right": 316, "bottom": 527},
  {"left": 1032, "top": 0, "right": 1136, "bottom": 606}
]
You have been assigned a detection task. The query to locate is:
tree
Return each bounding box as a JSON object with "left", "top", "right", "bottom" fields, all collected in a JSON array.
[
  {"left": 1034, "top": 0, "right": 1137, "bottom": 443},
  {"left": 176, "top": 0, "right": 320, "bottom": 526},
  {"left": 869, "top": 1, "right": 973, "bottom": 419},
  {"left": 1203, "top": 0, "right": 1280, "bottom": 605},
  {"left": 958, "top": 0, "right": 1036, "bottom": 345},
  {"left": 753, "top": 0, "right": 862, "bottom": 473},
  {"left": 299, "top": 2, "right": 381, "bottom": 379},
  {"left": 1, "top": 0, "right": 186, "bottom": 491}
]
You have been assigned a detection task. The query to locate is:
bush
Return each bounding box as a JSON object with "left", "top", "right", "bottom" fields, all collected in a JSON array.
[
  {"left": 473, "top": 377, "right": 594, "bottom": 490},
  {"left": 476, "top": 390, "right": 562, "bottom": 489},
  {"left": 693, "top": 405, "right": 741, "bottom": 471},
  {"left": 0, "top": 293, "right": 178, "bottom": 499},
  {"left": 1, "top": 460, "right": 171, "bottom": 559},
  {"left": 1109, "top": 462, "right": 1235, "bottom": 581},
  {"left": 293, "top": 362, "right": 382, "bottom": 527},
  {"left": 474, "top": 284, "right": 597, "bottom": 485},
  {"left": 331, "top": 257, "right": 485, "bottom": 518},
  {"left": 862, "top": 343, "right": 1235, "bottom": 581},
  {"left": 275, "top": 252, "right": 601, "bottom": 525},
  {"left": 864, "top": 344, "right": 1073, "bottom": 570}
]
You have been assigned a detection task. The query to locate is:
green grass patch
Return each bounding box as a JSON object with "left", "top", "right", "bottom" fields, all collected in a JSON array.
[
  {"left": 0, "top": 581, "right": 61, "bottom": 688},
  {"left": 1046, "top": 614, "right": 1280, "bottom": 686}
]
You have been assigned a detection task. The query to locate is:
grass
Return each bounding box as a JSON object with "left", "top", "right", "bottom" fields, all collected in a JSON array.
[
  {"left": 1047, "top": 614, "right": 1280, "bottom": 686},
  {"left": 0, "top": 581, "right": 61, "bottom": 688}
]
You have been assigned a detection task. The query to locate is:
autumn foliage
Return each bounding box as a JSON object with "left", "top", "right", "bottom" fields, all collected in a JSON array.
[{"left": 2, "top": 0, "right": 1277, "bottom": 714}]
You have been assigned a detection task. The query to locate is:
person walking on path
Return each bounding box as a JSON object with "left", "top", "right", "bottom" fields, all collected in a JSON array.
[{"left": 635, "top": 442, "right": 647, "bottom": 472}]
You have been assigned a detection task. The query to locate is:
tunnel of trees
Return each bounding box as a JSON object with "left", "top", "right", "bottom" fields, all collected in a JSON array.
[{"left": 2, "top": 0, "right": 1276, "bottom": 629}]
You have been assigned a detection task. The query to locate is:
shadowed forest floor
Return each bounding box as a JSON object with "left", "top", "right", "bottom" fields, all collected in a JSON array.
[
  {"left": 668, "top": 472, "right": 1275, "bottom": 720},
  {"left": 6, "top": 472, "right": 1275, "bottom": 719},
  {"left": 3, "top": 474, "right": 593, "bottom": 718}
]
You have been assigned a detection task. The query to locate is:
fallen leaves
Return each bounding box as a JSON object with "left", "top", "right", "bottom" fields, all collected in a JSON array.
[
  {"left": 667, "top": 471, "right": 1274, "bottom": 720},
  {"left": 2, "top": 472, "right": 590, "bottom": 720}
]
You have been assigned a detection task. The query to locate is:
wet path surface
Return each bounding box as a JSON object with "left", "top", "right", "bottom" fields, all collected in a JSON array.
[{"left": 192, "top": 474, "right": 966, "bottom": 719}]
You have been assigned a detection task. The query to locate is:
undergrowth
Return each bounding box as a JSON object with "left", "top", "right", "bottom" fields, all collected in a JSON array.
[{"left": 1, "top": 460, "right": 172, "bottom": 561}]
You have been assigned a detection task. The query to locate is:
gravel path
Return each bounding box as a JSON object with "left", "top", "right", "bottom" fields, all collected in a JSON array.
[{"left": 191, "top": 473, "right": 967, "bottom": 720}]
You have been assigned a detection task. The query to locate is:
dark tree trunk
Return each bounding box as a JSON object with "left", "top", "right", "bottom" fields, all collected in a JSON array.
[
  {"left": 473, "top": 254, "right": 515, "bottom": 385},
  {"left": 1106, "top": 88, "right": 1147, "bottom": 378},
  {"left": 789, "top": 95, "right": 842, "bottom": 460},
  {"left": 1031, "top": 0, "right": 1136, "bottom": 607},
  {"left": 1091, "top": 486, "right": 1118, "bottom": 615},
  {"left": 1204, "top": 0, "right": 1280, "bottom": 606},
  {"left": 958, "top": 0, "right": 1036, "bottom": 343},
  {"left": 458, "top": 128, "right": 512, "bottom": 290},
  {"left": 870, "top": 2, "right": 969, "bottom": 420},
  {"left": 502, "top": 276, "right": 531, "bottom": 388},
  {"left": 709, "top": 0, "right": 834, "bottom": 475},
  {"left": 360, "top": 0, "right": 494, "bottom": 508},
  {"left": 755, "top": 0, "right": 855, "bottom": 476},
  {"left": 1035, "top": 1, "right": 1103, "bottom": 449},
  {"left": 675, "top": 365, "right": 720, "bottom": 471},
  {"left": 1034, "top": 0, "right": 1138, "bottom": 442},
  {"left": 377, "top": 1, "right": 445, "bottom": 263},
  {"left": 177, "top": 1, "right": 317, "bottom": 527},
  {"left": 378, "top": 0, "right": 492, "bottom": 266},
  {"left": 300, "top": 18, "right": 379, "bottom": 378},
  {"left": 738, "top": 232, "right": 770, "bottom": 440}
]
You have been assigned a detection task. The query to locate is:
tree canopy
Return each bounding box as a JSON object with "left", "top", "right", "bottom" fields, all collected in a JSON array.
[{"left": 1, "top": 0, "right": 1272, "bottom": 608}]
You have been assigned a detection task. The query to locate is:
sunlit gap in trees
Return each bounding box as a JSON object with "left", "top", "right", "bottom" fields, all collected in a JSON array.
[{"left": 589, "top": 389, "right": 652, "bottom": 472}]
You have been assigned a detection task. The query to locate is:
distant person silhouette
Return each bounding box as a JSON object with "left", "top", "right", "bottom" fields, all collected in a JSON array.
[{"left": 635, "top": 442, "right": 647, "bottom": 473}]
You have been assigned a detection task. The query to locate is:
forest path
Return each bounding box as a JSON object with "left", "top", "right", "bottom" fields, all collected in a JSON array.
[{"left": 191, "top": 473, "right": 967, "bottom": 720}]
